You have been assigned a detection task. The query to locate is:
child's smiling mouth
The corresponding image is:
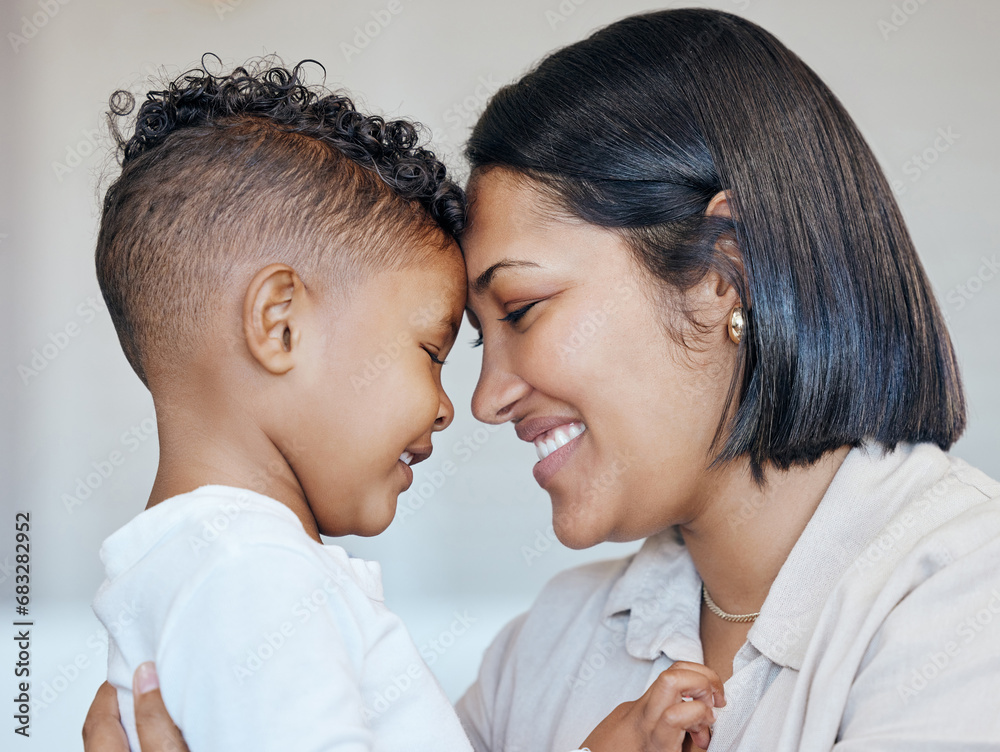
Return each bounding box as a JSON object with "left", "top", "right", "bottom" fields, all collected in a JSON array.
[
  {"left": 397, "top": 446, "right": 433, "bottom": 489},
  {"left": 399, "top": 447, "right": 432, "bottom": 467}
]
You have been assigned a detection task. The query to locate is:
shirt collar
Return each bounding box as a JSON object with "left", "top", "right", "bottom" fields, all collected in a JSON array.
[
  {"left": 601, "top": 443, "right": 935, "bottom": 671},
  {"left": 748, "top": 442, "right": 932, "bottom": 669},
  {"left": 603, "top": 527, "right": 704, "bottom": 664}
]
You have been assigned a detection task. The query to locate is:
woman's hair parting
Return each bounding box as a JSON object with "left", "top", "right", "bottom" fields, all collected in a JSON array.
[
  {"left": 97, "top": 55, "right": 466, "bottom": 387},
  {"left": 467, "top": 9, "right": 965, "bottom": 480}
]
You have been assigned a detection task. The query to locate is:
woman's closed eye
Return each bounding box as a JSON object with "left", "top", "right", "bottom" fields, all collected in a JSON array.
[
  {"left": 470, "top": 301, "right": 541, "bottom": 348},
  {"left": 498, "top": 301, "right": 540, "bottom": 325}
]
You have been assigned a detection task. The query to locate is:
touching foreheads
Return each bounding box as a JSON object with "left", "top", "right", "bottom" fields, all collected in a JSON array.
[{"left": 96, "top": 57, "right": 466, "bottom": 387}]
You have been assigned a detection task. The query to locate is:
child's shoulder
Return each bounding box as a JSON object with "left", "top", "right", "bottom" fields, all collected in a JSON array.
[{"left": 100, "top": 485, "right": 378, "bottom": 597}]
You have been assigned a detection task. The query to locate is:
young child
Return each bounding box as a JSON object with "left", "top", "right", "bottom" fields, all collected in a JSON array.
[{"left": 90, "top": 57, "right": 473, "bottom": 750}]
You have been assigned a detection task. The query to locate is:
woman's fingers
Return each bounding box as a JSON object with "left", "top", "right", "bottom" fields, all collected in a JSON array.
[
  {"left": 82, "top": 681, "right": 129, "bottom": 751},
  {"left": 133, "top": 663, "right": 190, "bottom": 752}
]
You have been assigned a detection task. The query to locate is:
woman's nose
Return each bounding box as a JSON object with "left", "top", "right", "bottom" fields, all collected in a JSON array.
[{"left": 471, "top": 346, "right": 531, "bottom": 424}]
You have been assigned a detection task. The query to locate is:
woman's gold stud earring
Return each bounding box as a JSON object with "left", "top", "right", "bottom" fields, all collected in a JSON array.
[{"left": 728, "top": 306, "right": 745, "bottom": 344}]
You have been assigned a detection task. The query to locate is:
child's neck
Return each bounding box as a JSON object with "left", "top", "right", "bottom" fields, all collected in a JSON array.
[{"left": 147, "top": 396, "right": 323, "bottom": 543}]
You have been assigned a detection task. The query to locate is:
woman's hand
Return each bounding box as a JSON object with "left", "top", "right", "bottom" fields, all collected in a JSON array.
[
  {"left": 82, "top": 663, "right": 189, "bottom": 752},
  {"left": 580, "top": 661, "right": 725, "bottom": 752}
]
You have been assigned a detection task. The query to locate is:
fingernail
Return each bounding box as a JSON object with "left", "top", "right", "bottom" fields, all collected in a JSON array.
[
  {"left": 134, "top": 662, "right": 159, "bottom": 695},
  {"left": 711, "top": 707, "right": 718, "bottom": 722}
]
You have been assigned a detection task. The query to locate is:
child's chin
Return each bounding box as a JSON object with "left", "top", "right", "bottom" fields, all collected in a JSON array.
[
  {"left": 316, "top": 502, "right": 395, "bottom": 538},
  {"left": 351, "top": 505, "right": 397, "bottom": 538}
]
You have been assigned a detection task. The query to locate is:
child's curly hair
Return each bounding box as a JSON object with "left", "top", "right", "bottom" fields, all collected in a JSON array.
[{"left": 97, "top": 56, "right": 467, "bottom": 387}]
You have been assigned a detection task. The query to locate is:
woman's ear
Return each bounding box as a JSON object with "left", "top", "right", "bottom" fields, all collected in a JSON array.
[
  {"left": 705, "top": 190, "right": 749, "bottom": 307},
  {"left": 706, "top": 190, "right": 733, "bottom": 220},
  {"left": 243, "top": 264, "right": 307, "bottom": 375}
]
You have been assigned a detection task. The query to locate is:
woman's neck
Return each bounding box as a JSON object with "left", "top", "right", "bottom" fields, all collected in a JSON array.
[{"left": 679, "top": 446, "right": 851, "bottom": 616}]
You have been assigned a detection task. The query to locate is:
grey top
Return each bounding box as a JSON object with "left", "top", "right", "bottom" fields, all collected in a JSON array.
[{"left": 456, "top": 442, "right": 1000, "bottom": 751}]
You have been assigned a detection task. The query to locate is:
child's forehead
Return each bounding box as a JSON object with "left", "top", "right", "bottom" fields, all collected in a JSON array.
[{"left": 412, "top": 241, "right": 468, "bottom": 286}]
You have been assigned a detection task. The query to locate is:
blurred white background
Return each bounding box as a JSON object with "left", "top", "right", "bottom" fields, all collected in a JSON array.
[{"left": 1, "top": 0, "right": 998, "bottom": 749}]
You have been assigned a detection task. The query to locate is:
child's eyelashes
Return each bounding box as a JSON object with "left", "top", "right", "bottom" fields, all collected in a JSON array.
[{"left": 423, "top": 347, "right": 447, "bottom": 365}]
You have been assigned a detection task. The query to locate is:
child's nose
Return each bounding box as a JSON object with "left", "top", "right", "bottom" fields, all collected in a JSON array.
[{"left": 433, "top": 389, "right": 455, "bottom": 431}]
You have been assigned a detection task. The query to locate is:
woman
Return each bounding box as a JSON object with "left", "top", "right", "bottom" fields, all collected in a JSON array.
[{"left": 84, "top": 9, "right": 1000, "bottom": 751}]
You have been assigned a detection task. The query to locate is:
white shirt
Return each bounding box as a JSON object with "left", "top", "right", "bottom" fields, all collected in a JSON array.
[
  {"left": 455, "top": 442, "right": 1000, "bottom": 751},
  {"left": 92, "top": 485, "right": 473, "bottom": 752}
]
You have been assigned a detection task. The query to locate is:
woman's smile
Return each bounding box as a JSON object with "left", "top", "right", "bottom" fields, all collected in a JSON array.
[
  {"left": 531, "top": 421, "right": 586, "bottom": 461},
  {"left": 530, "top": 422, "right": 587, "bottom": 488},
  {"left": 514, "top": 418, "right": 588, "bottom": 486}
]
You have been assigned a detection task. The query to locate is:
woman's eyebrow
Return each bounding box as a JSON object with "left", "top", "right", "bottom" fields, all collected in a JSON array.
[{"left": 471, "top": 259, "right": 541, "bottom": 294}]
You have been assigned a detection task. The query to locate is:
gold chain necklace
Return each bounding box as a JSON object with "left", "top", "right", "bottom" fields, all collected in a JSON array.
[{"left": 702, "top": 583, "right": 760, "bottom": 623}]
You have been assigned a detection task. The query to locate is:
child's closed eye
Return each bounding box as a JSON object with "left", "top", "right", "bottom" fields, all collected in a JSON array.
[{"left": 423, "top": 347, "right": 447, "bottom": 365}]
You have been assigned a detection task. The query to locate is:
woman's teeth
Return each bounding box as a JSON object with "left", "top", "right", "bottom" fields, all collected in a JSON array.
[
  {"left": 399, "top": 451, "right": 415, "bottom": 466},
  {"left": 534, "top": 422, "right": 586, "bottom": 461}
]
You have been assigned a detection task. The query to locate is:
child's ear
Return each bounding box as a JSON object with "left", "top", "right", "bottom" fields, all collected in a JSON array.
[{"left": 243, "top": 264, "right": 307, "bottom": 375}]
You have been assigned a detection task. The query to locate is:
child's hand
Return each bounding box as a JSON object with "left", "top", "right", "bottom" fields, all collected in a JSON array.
[{"left": 579, "top": 661, "right": 724, "bottom": 752}]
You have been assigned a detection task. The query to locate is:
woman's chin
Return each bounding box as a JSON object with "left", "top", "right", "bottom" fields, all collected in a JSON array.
[{"left": 551, "top": 504, "right": 610, "bottom": 550}]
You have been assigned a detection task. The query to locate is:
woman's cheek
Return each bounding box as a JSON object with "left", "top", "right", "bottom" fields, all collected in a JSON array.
[{"left": 541, "top": 305, "right": 619, "bottom": 380}]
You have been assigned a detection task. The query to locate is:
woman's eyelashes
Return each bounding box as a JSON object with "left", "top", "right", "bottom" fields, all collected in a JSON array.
[
  {"left": 469, "top": 301, "right": 541, "bottom": 348},
  {"left": 498, "top": 301, "right": 539, "bottom": 325}
]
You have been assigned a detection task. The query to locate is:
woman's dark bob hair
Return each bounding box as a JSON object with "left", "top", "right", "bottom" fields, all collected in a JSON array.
[{"left": 466, "top": 8, "right": 965, "bottom": 480}]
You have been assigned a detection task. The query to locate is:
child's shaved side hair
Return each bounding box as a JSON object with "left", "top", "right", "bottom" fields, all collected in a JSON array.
[{"left": 97, "top": 56, "right": 466, "bottom": 387}]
